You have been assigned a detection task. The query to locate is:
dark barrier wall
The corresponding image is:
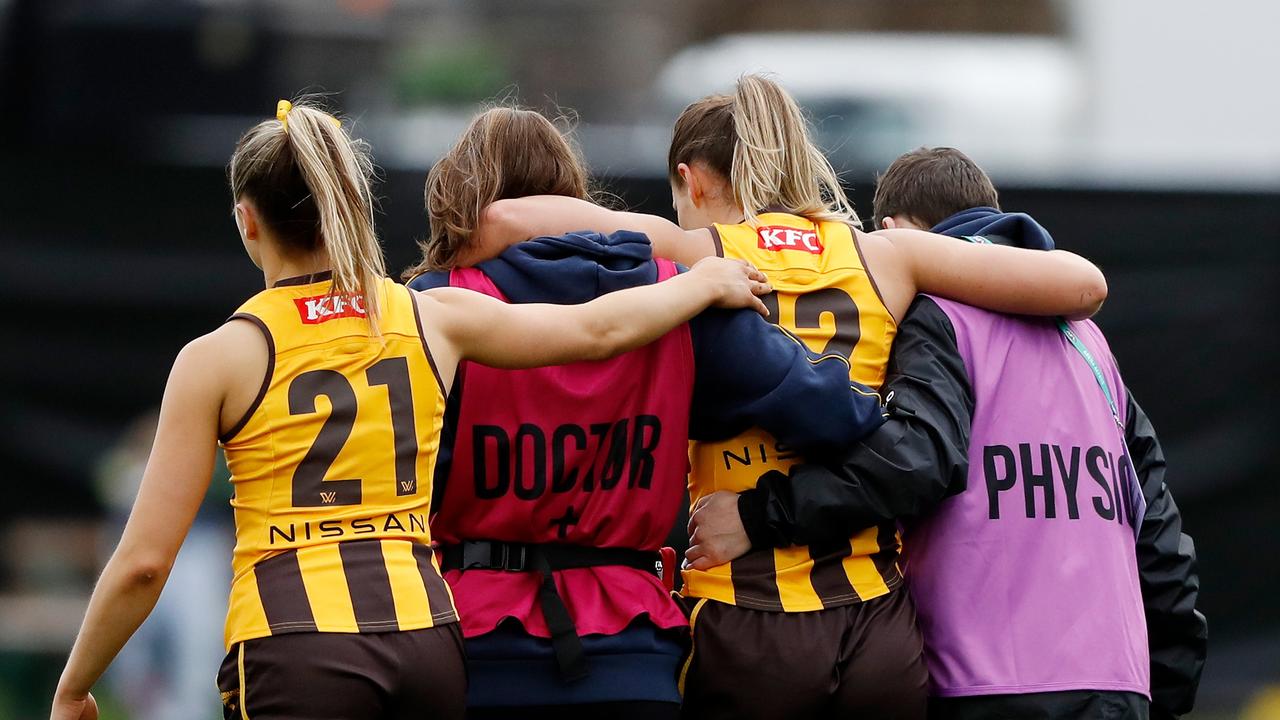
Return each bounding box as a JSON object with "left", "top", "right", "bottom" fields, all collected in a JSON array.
[{"left": 2, "top": 160, "right": 1278, "bottom": 664}]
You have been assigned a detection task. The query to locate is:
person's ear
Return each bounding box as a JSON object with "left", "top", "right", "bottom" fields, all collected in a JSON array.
[
  {"left": 234, "top": 201, "right": 261, "bottom": 241},
  {"left": 880, "top": 215, "right": 899, "bottom": 230},
  {"left": 235, "top": 200, "right": 268, "bottom": 269},
  {"left": 677, "top": 162, "right": 704, "bottom": 208}
]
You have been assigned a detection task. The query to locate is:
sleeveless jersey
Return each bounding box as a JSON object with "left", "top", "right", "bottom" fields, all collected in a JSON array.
[
  {"left": 220, "top": 273, "right": 456, "bottom": 649},
  {"left": 433, "top": 260, "right": 694, "bottom": 638},
  {"left": 683, "top": 212, "right": 900, "bottom": 611}
]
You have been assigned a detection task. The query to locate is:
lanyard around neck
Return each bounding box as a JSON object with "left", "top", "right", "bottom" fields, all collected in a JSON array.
[{"left": 961, "top": 233, "right": 1122, "bottom": 429}]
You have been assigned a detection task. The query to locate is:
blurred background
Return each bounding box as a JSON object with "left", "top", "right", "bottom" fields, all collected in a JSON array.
[{"left": 1, "top": 0, "right": 1278, "bottom": 718}]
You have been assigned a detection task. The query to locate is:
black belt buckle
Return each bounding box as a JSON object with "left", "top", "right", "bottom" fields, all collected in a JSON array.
[
  {"left": 501, "top": 543, "right": 529, "bottom": 572},
  {"left": 460, "top": 542, "right": 491, "bottom": 570},
  {"left": 455, "top": 541, "right": 532, "bottom": 572}
]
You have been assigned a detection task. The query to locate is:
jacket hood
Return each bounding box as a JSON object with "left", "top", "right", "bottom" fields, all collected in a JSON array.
[
  {"left": 476, "top": 230, "right": 658, "bottom": 304},
  {"left": 930, "top": 206, "right": 1055, "bottom": 250}
]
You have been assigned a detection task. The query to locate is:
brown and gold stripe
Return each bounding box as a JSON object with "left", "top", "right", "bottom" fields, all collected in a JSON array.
[{"left": 253, "top": 549, "right": 317, "bottom": 633}]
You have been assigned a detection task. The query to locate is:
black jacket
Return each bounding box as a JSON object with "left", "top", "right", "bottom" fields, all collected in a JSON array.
[{"left": 737, "top": 296, "right": 971, "bottom": 546}]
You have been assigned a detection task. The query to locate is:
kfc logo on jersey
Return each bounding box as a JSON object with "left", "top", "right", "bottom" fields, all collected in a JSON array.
[
  {"left": 757, "top": 226, "right": 824, "bottom": 254},
  {"left": 294, "top": 293, "right": 367, "bottom": 324}
]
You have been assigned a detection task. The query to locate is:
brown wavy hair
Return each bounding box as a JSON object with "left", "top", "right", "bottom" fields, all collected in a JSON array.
[{"left": 404, "top": 106, "right": 591, "bottom": 278}]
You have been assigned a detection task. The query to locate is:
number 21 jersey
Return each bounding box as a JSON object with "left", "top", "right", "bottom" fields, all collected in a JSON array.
[{"left": 219, "top": 273, "right": 456, "bottom": 648}]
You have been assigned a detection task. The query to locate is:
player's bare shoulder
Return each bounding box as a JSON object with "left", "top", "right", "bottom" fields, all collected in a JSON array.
[
  {"left": 407, "top": 286, "right": 473, "bottom": 389},
  {"left": 410, "top": 286, "right": 467, "bottom": 332},
  {"left": 854, "top": 228, "right": 914, "bottom": 321},
  {"left": 208, "top": 317, "right": 270, "bottom": 373},
  {"left": 194, "top": 318, "right": 272, "bottom": 431}
]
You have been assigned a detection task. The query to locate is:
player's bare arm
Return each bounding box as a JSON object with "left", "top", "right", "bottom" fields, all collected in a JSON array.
[
  {"left": 414, "top": 255, "right": 771, "bottom": 387},
  {"left": 476, "top": 195, "right": 718, "bottom": 268},
  {"left": 871, "top": 227, "right": 1108, "bottom": 320},
  {"left": 51, "top": 334, "right": 228, "bottom": 720}
]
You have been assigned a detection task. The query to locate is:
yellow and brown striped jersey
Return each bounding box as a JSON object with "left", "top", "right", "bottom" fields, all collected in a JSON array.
[
  {"left": 219, "top": 272, "right": 456, "bottom": 648},
  {"left": 683, "top": 212, "right": 901, "bottom": 612}
]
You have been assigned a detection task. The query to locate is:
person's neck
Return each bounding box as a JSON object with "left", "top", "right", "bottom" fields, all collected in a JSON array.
[
  {"left": 704, "top": 202, "right": 747, "bottom": 226},
  {"left": 262, "top": 251, "right": 331, "bottom": 288}
]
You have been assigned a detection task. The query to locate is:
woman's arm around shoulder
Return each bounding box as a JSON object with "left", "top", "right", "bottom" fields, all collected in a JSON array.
[
  {"left": 478, "top": 195, "right": 718, "bottom": 267},
  {"left": 412, "top": 255, "right": 772, "bottom": 387},
  {"left": 873, "top": 227, "right": 1108, "bottom": 319}
]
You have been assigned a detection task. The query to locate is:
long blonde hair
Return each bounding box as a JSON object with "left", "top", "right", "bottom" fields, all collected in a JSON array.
[
  {"left": 667, "top": 74, "right": 861, "bottom": 228},
  {"left": 228, "top": 97, "right": 386, "bottom": 329}
]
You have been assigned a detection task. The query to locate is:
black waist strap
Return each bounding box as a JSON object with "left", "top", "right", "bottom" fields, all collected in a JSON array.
[
  {"left": 440, "top": 541, "right": 660, "bottom": 574},
  {"left": 439, "top": 541, "right": 661, "bottom": 682}
]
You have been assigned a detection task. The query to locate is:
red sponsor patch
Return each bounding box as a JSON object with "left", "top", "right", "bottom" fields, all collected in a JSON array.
[
  {"left": 756, "top": 225, "right": 824, "bottom": 254},
  {"left": 294, "top": 294, "right": 367, "bottom": 324}
]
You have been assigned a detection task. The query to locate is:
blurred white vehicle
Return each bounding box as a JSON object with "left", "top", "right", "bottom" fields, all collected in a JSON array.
[{"left": 655, "top": 33, "right": 1084, "bottom": 182}]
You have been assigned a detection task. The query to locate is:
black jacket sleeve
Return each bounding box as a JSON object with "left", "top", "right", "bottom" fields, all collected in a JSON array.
[
  {"left": 1127, "top": 391, "right": 1207, "bottom": 720},
  {"left": 687, "top": 306, "right": 885, "bottom": 453},
  {"left": 738, "top": 296, "right": 973, "bottom": 549}
]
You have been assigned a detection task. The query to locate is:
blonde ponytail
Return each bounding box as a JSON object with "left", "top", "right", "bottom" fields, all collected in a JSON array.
[
  {"left": 668, "top": 74, "right": 862, "bottom": 228},
  {"left": 229, "top": 97, "right": 386, "bottom": 331}
]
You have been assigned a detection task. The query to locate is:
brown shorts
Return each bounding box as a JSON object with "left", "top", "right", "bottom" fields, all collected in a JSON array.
[
  {"left": 217, "top": 624, "right": 467, "bottom": 720},
  {"left": 679, "top": 586, "right": 928, "bottom": 720}
]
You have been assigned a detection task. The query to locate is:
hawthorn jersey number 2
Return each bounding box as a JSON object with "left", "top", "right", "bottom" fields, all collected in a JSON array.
[
  {"left": 761, "top": 288, "right": 862, "bottom": 362},
  {"left": 287, "top": 356, "right": 419, "bottom": 507}
]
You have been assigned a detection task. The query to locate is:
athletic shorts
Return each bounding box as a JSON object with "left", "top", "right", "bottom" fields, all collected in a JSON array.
[
  {"left": 680, "top": 585, "right": 928, "bottom": 720},
  {"left": 928, "top": 690, "right": 1150, "bottom": 720},
  {"left": 216, "top": 624, "right": 466, "bottom": 720},
  {"left": 465, "top": 618, "right": 685, "bottom": 707},
  {"left": 468, "top": 701, "right": 679, "bottom": 720}
]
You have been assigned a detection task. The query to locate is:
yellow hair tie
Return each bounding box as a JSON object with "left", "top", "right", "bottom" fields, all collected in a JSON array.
[
  {"left": 276, "top": 99, "right": 292, "bottom": 131},
  {"left": 276, "top": 99, "right": 341, "bottom": 133}
]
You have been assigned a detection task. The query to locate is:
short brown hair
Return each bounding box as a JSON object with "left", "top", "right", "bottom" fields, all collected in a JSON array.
[
  {"left": 404, "top": 106, "right": 590, "bottom": 277},
  {"left": 872, "top": 147, "right": 999, "bottom": 230}
]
